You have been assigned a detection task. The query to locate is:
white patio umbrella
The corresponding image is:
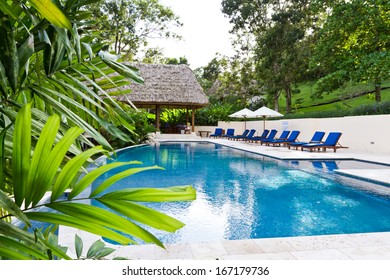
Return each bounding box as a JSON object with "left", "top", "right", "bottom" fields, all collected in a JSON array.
[
  {"left": 228, "top": 108, "right": 254, "bottom": 129},
  {"left": 251, "top": 106, "right": 283, "bottom": 130}
]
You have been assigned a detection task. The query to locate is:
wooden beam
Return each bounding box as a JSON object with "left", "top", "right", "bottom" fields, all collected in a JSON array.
[
  {"left": 191, "top": 108, "right": 195, "bottom": 132},
  {"left": 156, "top": 105, "right": 161, "bottom": 131},
  {"left": 186, "top": 106, "right": 189, "bottom": 125}
]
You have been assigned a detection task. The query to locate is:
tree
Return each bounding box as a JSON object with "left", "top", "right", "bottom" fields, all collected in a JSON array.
[
  {"left": 312, "top": 0, "right": 390, "bottom": 102},
  {"left": 254, "top": 19, "right": 310, "bottom": 113},
  {"left": 141, "top": 47, "right": 167, "bottom": 64},
  {"left": 222, "top": 0, "right": 322, "bottom": 113},
  {"left": 165, "top": 57, "right": 188, "bottom": 65},
  {"left": 90, "top": 0, "right": 182, "bottom": 59}
]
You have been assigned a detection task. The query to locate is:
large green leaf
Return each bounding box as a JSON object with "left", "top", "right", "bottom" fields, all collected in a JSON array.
[
  {"left": 0, "top": 1, "right": 19, "bottom": 20},
  {"left": 73, "top": 63, "right": 138, "bottom": 134},
  {"left": 30, "top": 86, "right": 112, "bottom": 150},
  {"left": 0, "top": 104, "right": 84, "bottom": 157},
  {"left": 51, "top": 145, "right": 106, "bottom": 201},
  {"left": 12, "top": 103, "right": 31, "bottom": 206},
  {"left": 0, "top": 189, "right": 31, "bottom": 227},
  {"left": 0, "top": 246, "right": 31, "bottom": 260},
  {"left": 43, "top": 78, "right": 133, "bottom": 142},
  {"left": 31, "top": 126, "right": 84, "bottom": 206},
  {"left": 68, "top": 161, "right": 142, "bottom": 199},
  {"left": 28, "top": 0, "right": 72, "bottom": 31},
  {"left": 98, "top": 198, "right": 185, "bottom": 232},
  {"left": 0, "top": 15, "right": 19, "bottom": 93},
  {"left": 26, "top": 114, "right": 60, "bottom": 207},
  {"left": 43, "top": 26, "right": 67, "bottom": 76},
  {"left": 48, "top": 202, "right": 164, "bottom": 247},
  {"left": 70, "top": 65, "right": 138, "bottom": 117},
  {"left": 0, "top": 60, "right": 8, "bottom": 98},
  {"left": 0, "top": 236, "right": 49, "bottom": 260},
  {"left": 0, "top": 220, "right": 69, "bottom": 260},
  {"left": 0, "top": 124, "right": 11, "bottom": 191},
  {"left": 99, "top": 52, "right": 144, "bottom": 84},
  {"left": 101, "top": 186, "right": 197, "bottom": 202},
  {"left": 26, "top": 212, "right": 136, "bottom": 245},
  {"left": 73, "top": 24, "right": 82, "bottom": 63},
  {"left": 90, "top": 166, "right": 165, "bottom": 197},
  {"left": 17, "top": 34, "right": 34, "bottom": 77},
  {"left": 48, "top": 75, "right": 107, "bottom": 113}
]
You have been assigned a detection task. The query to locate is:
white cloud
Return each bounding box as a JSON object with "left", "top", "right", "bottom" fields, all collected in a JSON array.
[{"left": 147, "top": 0, "right": 235, "bottom": 69}]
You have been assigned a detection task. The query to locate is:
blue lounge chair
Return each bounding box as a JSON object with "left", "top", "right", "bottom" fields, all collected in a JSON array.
[
  {"left": 257, "top": 129, "right": 278, "bottom": 145},
  {"left": 287, "top": 131, "right": 325, "bottom": 150},
  {"left": 243, "top": 129, "right": 256, "bottom": 141},
  {"left": 210, "top": 128, "right": 223, "bottom": 138},
  {"left": 229, "top": 129, "right": 249, "bottom": 140},
  {"left": 301, "top": 132, "right": 348, "bottom": 153},
  {"left": 262, "top": 130, "right": 289, "bottom": 145},
  {"left": 222, "top": 128, "right": 235, "bottom": 138},
  {"left": 246, "top": 129, "right": 269, "bottom": 142},
  {"left": 268, "top": 130, "right": 300, "bottom": 147}
]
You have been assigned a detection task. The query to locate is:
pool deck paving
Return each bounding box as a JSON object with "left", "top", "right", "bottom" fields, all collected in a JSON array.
[{"left": 59, "top": 136, "right": 390, "bottom": 260}]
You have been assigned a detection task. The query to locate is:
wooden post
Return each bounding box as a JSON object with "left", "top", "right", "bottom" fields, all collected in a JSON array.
[
  {"left": 186, "top": 106, "right": 189, "bottom": 125},
  {"left": 156, "top": 105, "right": 160, "bottom": 131},
  {"left": 191, "top": 108, "right": 195, "bottom": 132}
]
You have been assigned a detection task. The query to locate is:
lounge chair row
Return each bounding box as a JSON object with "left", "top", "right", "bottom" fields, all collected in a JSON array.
[{"left": 209, "top": 128, "right": 348, "bottom": 153}]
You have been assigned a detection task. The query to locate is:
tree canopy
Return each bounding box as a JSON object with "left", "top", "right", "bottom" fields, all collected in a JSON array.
[
  {"left": 217, "top": 0, "right": 390, "bottom": 113},
  {"left": 90, "top": 0, "right": 182, "bottom": 59},
  {"left": 312, "top": 0, "right": 390, "bottom": 102}
]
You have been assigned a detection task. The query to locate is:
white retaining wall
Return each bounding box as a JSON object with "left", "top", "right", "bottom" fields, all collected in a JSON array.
[{"left": 194, "top": 114, "right": 390, "bottom": 155}]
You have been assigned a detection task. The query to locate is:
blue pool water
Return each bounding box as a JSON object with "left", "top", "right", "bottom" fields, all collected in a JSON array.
[{"left": 92, "top": 142, "right": 390, "bottom": 244}]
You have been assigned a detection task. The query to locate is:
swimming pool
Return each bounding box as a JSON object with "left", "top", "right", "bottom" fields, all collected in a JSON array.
[{"left": 92, "top": 142, "right": 390, "bottom": 245}]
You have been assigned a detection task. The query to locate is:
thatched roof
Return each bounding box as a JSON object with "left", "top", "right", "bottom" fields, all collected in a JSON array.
[{"left": 115, "top": 63, "right": 209, "bottom": 109}]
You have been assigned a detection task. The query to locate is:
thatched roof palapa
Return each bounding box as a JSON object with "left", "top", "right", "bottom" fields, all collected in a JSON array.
[{"left": 115, "top": 63, "right": 209, "bottom": 109}]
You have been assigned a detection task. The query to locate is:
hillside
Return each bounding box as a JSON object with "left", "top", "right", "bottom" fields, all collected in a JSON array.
[{"left": 278, "top": 81, "right": 390, "bottom": 116}]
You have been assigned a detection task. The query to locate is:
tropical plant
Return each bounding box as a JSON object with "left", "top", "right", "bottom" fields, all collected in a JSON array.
[
  {"left": 101, "top": 108, "right": 156, "bottom": 149},
  {"left": 74, "top": 235, "right": 117, "bottom": 260},
  {"left": 0, "top": 104, "right": 196, "bottom": 260},
  {"left": 195, "top": 102, "right": 235, "bottom": 126},
  {"left": 0, "top": 0, "right": 196, "bottom": 260},
  {"left": 0, "top": 0, "right": 145, "bottom": 152},
  {"left": 160, "top": 109, "right": 187, "bottom": 127}
]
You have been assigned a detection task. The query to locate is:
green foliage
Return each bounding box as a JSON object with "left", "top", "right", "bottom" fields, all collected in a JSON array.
[
  {"left": 312, "top": 0, "right": 390, "bottom": 101},
  {"left": 160, "top": 109, "right": 187, "bottom": 126},
  {"left": 100, "top": 108, "right": 156, "bottom": 149},
  {"left": 284, "top": 101, "right": 390, "bottom": 119},
  {"left": 0, "top": 105, "right": 196, "bottom": 259},
  {"left": 0, "top": 0, "right": 197, "bottom": 261},
  {"left": 0, "top": 0, "right": 146, "bottom": 152},
  {"left": 195, "top": 102, "right": 235, "bottom": 126},
  {"left": 221, "top": 0, "right": 390, "bottom": 111},
  {"left": 221, "top": 0, "right": 319, "bottom": 113},
  {"left": 89, "top": 0, "right": 182, "bottom": 58}
]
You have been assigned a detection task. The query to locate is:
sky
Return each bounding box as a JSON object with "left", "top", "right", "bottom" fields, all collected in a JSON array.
[{"left": 147, "top": 0, "right": 235, "bottom": 69}]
